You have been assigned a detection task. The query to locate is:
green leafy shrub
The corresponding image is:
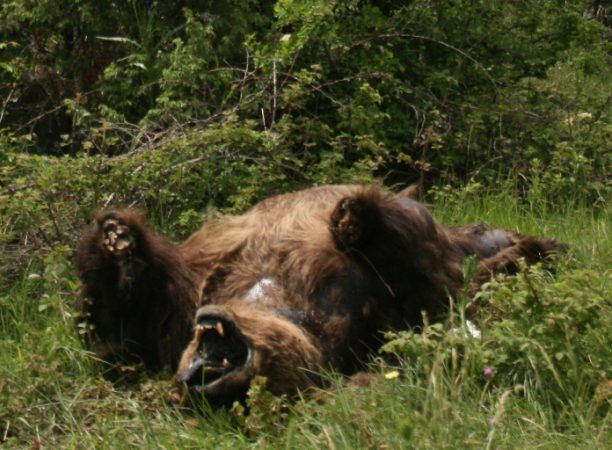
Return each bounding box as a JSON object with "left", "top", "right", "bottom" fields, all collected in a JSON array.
[
  {"left": 2, "top": 1, "right": 608, "bottom": 203},
  {"left": 383, "top": 264, "right": 611, "bottom": 418}
]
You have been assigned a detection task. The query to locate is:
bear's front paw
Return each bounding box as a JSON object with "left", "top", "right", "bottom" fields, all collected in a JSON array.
[
  {"left": 100, "top": 216, "right": 135, "bottom": 258},
  {"left": 331, "top": 197, "right": 365, "bottom": 250}
]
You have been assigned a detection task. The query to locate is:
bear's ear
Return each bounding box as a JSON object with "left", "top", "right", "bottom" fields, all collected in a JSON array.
[{"left": 397, "top": 183, "right": 421, "bottom": 201}]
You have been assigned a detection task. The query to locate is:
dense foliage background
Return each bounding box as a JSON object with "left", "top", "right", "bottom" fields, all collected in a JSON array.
[
  {"left": 0, "top": 1, "right": 609, "bottom": 447},
  {"left": 1, "top": 0, "right": 609, "bottom": 272}
]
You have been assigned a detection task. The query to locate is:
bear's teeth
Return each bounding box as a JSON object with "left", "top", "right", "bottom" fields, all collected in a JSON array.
[
  {"left": 222, "top": 358, "right": 231, "bottom": 368},
  {"left": 216, "top": 322, "right": 225, "bottom": 337}
]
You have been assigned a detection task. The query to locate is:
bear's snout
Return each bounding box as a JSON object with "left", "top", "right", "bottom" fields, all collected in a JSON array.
[{"left": 176, "top": 303, "right": 323, "bottom": 406}]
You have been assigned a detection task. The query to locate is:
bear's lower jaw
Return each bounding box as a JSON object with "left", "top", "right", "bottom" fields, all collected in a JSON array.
[{"left": 178, "top": 314, "right": 255, "bottom": 403}]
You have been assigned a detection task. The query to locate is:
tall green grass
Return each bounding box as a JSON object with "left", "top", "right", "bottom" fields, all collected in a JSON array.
[{"left": 0, "top": 192, "right": 609, "bottom": 449}]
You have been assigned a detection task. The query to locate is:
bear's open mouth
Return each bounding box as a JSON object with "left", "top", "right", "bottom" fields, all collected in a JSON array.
[{"left": 179, "top": 315, "right": 253, "bottom": 393}]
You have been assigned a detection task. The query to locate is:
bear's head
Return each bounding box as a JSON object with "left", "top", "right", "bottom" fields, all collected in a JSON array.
[{"left": 176, "top": 301, "right": 323, "bottom": 406}]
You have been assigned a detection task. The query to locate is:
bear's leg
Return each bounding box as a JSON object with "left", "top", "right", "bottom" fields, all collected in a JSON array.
[
  {"left": 76, "top": 209, "right": 196, "bottom": 369},
  {"left": 470, "top": 235, "right": 563, "bottom": 290},
  {"left": 330, "top": 196, "right": 367, "bottom": 251},
  {"left": 99, "top": 214, "right": 138, "bottom": 286},
  {"left": 329, "top": 188, "right": 439, "bottom": 255},
  {"left": 77, "top": 209, "right": 157, "bottom": 298},
  {"left": 329, "top": 188, "right": 463, "bottom": 324}
]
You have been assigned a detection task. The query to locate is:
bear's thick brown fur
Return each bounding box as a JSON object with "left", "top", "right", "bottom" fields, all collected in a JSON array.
[{"left": 76, "top": 185, "right": 561, "bottom": 404}]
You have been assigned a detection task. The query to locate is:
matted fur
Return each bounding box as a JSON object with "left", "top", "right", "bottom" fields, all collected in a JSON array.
[
  {"left": 76, "top": 209, "right": 199, "bottom": 369},
  {"left": 76, "top": 184, "right": 561, "bottom": 401}
]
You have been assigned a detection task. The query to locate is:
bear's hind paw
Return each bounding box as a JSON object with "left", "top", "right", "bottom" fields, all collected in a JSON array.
[
  {"left": 331, "top": 197, "right": 365, "bottom": 250},
  {"left": 101, "top": 217, "right": 135, "bottom": 258}
]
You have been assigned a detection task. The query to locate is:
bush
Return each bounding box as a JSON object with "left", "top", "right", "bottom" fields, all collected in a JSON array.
[
  {"left": 1, "top": 1, "right": 609, "bottom": 202},
  {"left": 383, "top": 264, "right": 611, "bottom": 419}
]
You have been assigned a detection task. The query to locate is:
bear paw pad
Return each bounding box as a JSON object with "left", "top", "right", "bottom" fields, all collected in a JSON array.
[
  {"left": 101, "top": 218, "right": 135, "bottom": 257},
  {"left": 331, "top": 197, "right": 364, "bottom": 249}
]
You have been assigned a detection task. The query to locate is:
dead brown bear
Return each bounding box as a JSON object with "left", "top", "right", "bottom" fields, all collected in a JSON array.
[{"left": 76, "top": 185, "right": 560, "bottom": 405}]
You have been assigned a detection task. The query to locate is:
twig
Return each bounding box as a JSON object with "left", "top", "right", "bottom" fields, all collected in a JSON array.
[
  {"left": 0, "top": 85, "right": 15, "bottom": 127},
  {"left": 239, "top": 47, "right": 250, "bottom": 104},
  {"left": 15, "top": 103, "right": 66, "bottom": 132},
  {"left": 365, "top": 33, "right": 500, "bottom": 98},
  {"left": 103, "top": 193, "right": 115, "bottom": 208},
  {"left": 261, "top": 107, "right": 267, "bottom": 131},
  {"left": 45, "top": 199, "right": 63, "bottom": 243},
  {"left": 271, "top": 56, "right": 277, "bottom": 127},
  {"left": 277, "top": 71, "right": 343, "bottom": 106},
  {"left": 2, "top": 420, "right": 9, "bottom": 442},
  {"left": 15, "top": 87, "right": 101, "bottom": 132},
  {"left": 6, "top": 183, "right": 35, "bottom": 194}
]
